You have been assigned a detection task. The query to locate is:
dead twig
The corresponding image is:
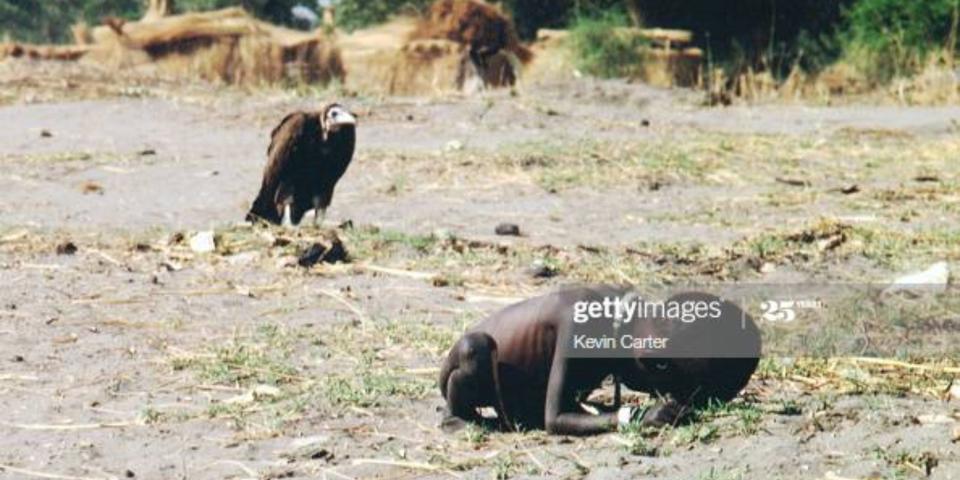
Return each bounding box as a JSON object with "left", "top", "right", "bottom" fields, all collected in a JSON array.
[
  {"left": 350, "top": 459, "right": 461, "bottom": 478},
  {"left": 2, "top": 420, "right": 137, "bottom": 431},
  {"left": 210, "top": 460, "right": 257, "bottom": 479},
  {"left": 0, "top": 464, "right": 109, "bottom": 480},
  {"left": 360, "top": 264, "right": 436, "bottom": 280},
  {"left": 318, "top": 288, "right": 369, "bottom": 325}
]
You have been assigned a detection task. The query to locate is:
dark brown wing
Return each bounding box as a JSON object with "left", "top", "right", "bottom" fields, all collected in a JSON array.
[{"left": 247, "top": 112, "right": 317, "bottom": 223}]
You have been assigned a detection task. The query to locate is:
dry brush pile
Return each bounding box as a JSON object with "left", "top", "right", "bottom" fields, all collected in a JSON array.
[{"left": 1, "top": 4, "right": 344, "bottom": 86}]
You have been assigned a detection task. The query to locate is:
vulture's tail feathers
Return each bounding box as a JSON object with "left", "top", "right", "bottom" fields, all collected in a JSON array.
[{"left": 246, "top": 193, "right": 280, "bottom": 224}]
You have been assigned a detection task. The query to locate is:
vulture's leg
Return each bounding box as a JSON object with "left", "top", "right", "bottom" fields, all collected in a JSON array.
[
  {"left": 312, "top": 195, "right": 328, "bottom": 228},
  {"left": 276, "top": 183, "right": 296, "bottom": 229}
]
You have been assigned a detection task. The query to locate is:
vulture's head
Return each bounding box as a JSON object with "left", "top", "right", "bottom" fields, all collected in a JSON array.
[{"left": 322, "top": 103, "right": 356, "bottom": 138}]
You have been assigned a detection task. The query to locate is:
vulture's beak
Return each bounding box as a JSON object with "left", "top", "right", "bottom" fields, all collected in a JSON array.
[{"left": 327, "top": 108, "right": 356, "bottom": 133}]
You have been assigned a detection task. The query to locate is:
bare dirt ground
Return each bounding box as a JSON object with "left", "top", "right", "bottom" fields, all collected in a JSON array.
[{"left": 1, "top": 61, "right": 959, "bottom": 480}]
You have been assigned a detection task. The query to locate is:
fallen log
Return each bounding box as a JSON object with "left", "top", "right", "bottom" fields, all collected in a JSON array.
[{"left": 0, "top": 43, "right": 92, "bottom": 61}]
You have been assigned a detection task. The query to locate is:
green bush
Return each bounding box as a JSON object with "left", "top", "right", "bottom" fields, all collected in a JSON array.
[
  {"left": 569, "top": 12, "right": 648, "bottom": 78},
  {"left": 844, "top": 0, "right": 960, "bottom": 81},
  {"left": 334, "top": 0, "right": 431, "bottom": 32},
  {"left": 503, "top": 0, "right": 621, "bottom": 41}
]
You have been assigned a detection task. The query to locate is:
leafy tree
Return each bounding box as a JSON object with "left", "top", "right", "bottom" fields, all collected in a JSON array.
[
  {"left": 176, "top": 0, "right": 303, "bottom": 26},
  {"left": 0, "top": 0, "right": 141, "bottom": 43}
]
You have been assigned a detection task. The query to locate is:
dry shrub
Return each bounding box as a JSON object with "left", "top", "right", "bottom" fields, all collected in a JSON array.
[
  {"left": 8, "top": 7, "right": 344, "bottom": 88},
  {"left": 885, "top": 52, "right": 960, "bottom": 105},
  {"left": 337, "top": 17, "right": 428, "bottom": 95},
  {"left": 638, "top": 47, "right": 702, "bottom": 88},
  {"left": 388, "top": 39, "right": 464, "bottom": 95},
  {"left": 340, "top": 12, "right": 517, "bottom": 96},
  {"left": 705, "top": 54, "right": 959, "bottom": 106},
  {"left": 71, "top": 22, "right": 92, "bottom": 46}
]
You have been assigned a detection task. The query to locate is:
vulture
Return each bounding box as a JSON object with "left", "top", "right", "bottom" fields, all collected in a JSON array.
[{"left": 247, "top": 103, "right": 357, "bottom": 226}]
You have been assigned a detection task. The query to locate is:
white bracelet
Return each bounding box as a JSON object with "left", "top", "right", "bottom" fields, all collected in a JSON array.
[{"left": 617, "top": 406, "right": 634, "bottom": 426}]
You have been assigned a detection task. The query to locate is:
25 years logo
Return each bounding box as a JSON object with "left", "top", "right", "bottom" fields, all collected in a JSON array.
[
  {"left": 760, "top": 300, "right": 796, "bottom": 323},
  {"left": 759, "top": 299, "right": 823, "bottom": 323}
]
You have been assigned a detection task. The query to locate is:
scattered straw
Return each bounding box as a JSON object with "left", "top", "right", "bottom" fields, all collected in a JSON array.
[{"left": 846, "top": 357, "right": 960, "bottom": 374}]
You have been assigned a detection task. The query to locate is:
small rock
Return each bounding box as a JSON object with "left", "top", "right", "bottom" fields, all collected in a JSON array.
[
  {"left": 274, "top": 256, "right": 297, "bottom": 268},
  {"left": 271, "top": 235, "right": 292, "bottom": 247},
  {"left": 40, "top": 129, "right": 52, "bottom": 138},
  {"left": 338, "top": 219, "right": 354, "bottom": 230},
  {"left": 11, "top": 355, "right": 24, "bottom": 362},
  {"left": 914, "top": 414, "right": 956, "bottom": 425},
  {"left": 252, "top": 384, "right": 281, "bottom": 398},
  {"left": 189, "top": 231, "right": 216, "bottom": 254},
  {"left": 915, "top": 175, "right": 940, "bottom": 183},
  {"left": 884, "top": 261, "right": 950, "bottom": 296},
  {"left": 433, "top": 228, "right": 455, "bottom": 241},
  {"left": 840, "top": 184, "right": 860, "bottom": 195},
  {"left": 948, "top": 382, "right": 960, "bottom": 401},
  {"left": 758, "top": 262, "right": 776, "bottom": 274},
  {"left": 55, "top": 241, "right": 78, "bottom": 255},
  {"left": 641, "top": 119, "right": 650, "bottom": 127},
  {"left": 225, "top": 251, "right": 259, "bottom": 266},
  {"left": 282, "top": 435, "right": 333, "bottom": 461},
  {"left": 953, "top": 425, "right": 960, "bottom": 443},
  {"left": 528, "top": 259, "right": 558, "bottom": 278},
  {"left": 138, "top": 149, "right": 156, "bottom": 156},
  {"left": 160, "top": 260, "right": 182, "bottom": 272},
  {"left": 168, "top": 232, "right": 185, "bottom": 245},
  {"left": 444, "top": 140, "right": 464, "bottom": 152},
  {"left": 224, "top": 385, "right": 282, "bottom": 405},
  {"left": 494, "top": 223, "right": 521, "bottom": 236},
  {"left": 80, "top": 181, "right": 104, "bottom": 195},
  {"left": 125, "top": 470, "right": 136, "bottom": 478}
]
